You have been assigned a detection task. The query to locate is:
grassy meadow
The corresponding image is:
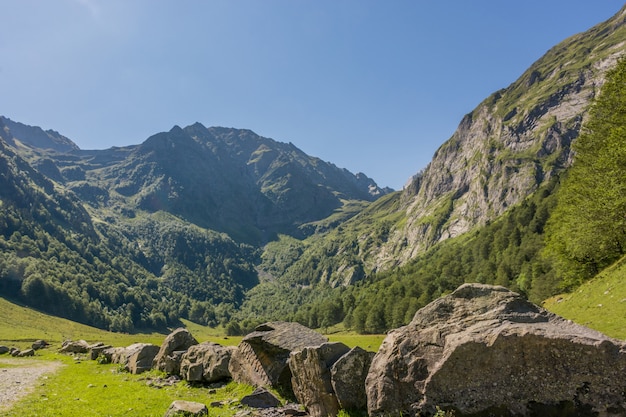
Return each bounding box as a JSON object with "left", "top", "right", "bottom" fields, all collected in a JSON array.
[{"left": 0, "top": 296, "right": 384, "bottom": 416}]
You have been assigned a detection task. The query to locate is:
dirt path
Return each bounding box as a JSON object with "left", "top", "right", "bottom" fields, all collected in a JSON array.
[{"left": 0, "top": 358, "right": 64, "bottom": 411}]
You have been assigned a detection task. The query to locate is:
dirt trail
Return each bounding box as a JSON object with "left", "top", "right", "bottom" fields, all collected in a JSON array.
[{"left": 0, "top": 358, "right": 64, "bottom": 411}]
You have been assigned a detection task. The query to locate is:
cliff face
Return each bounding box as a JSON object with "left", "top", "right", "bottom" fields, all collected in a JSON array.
[{"left": 372, "top": 6, "right": 626, "bottom": 269}]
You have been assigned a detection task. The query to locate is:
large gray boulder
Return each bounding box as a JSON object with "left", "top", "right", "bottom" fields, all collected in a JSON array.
[
  {"left": 180, "top": 342, "right": 235, "bottom": 383},
  {"left": 330, "top": 346, "right": 374, "bottom": 412},
  {"left": 366, "top": 283, "right": 626, "bottom": 417},
  {"left": 289, "top": 342, "right": 350, "bottom": 417},
  {"left": 59, "top": 339, "right": 89, "bottom": 354},
  {"left": 229, "top": 321, "right": 328, "bottom": 397},
  {"left": 153, "top": 328, "right": 199, "bottom": 375},
  {"left": 127, "top": 343, "right": 160, "bottom": 374}
]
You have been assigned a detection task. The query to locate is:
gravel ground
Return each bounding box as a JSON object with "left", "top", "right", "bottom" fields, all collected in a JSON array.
[{"left": 0, "top": 358, "right": 64, "bottom": 411}]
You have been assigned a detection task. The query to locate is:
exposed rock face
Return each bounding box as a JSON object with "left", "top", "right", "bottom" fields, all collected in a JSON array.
[
  {"left": 330, "top": 346, "right": 374, "bottom": 412},
  {"left": 164, "top": 400, "right": 208, "bottom": 416},
  {"left": 153, "top": 328, "right": 199, "bottom": 375},
  {"left": 179, "top": 342, "right": 235, "bottom": 383},
  {"left": 366, "top": 283, "right": 626, "bottom": 417},
  {"left": 289, "top": 342, "right": 350, "bottom": 417},
  {"left": 229, "top": 322, "right": 328, "bottom": 396}
]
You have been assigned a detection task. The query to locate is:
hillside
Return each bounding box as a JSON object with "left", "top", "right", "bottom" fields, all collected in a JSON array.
[{"left": 256, "top": 5, "right": 626, "bottom": 289}]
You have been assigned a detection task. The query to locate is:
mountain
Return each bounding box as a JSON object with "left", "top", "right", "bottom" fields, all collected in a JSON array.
[
  {"left": 0, "top": 117, "right": 390, "bottom": 330},
  {"left": 257, "top": 5, "right": 626, "bottom": 290}
]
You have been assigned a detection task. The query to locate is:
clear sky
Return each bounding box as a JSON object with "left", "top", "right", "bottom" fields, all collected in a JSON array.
[{"left": 1, "top": 1, "right": 624, "bottom": 189}]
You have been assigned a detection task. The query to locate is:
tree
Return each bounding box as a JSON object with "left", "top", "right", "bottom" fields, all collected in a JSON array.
[{"left": 545, "top": 57, "right": 626, "bottom": 287}]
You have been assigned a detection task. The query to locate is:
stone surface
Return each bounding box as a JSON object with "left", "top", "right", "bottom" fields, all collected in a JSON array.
[
  {"left": 240, "top": 387, "right": 282, "bottom": 409},
  {"left": 180, "top": 342, "right": 235, "bottom": 383},
  {"left": 164, "top": 400, "right": 208, "bottom": 416},
  {"left": 59, "top": 339, "right": 89, "bottom": 354},
  {"left": 330, "top": 346, "right": 374, "bottom": 412},
  {"left": 289, "top": 342, "right": 350, "bottom": 417},
  {"left": 366, "top": 283, "right": 626, "bottom": 417},
  {"left": 126, "top": 343, "right": 160, "bottom": 374},
  {"left": 153, "top": 328, "right": 199, "bottom": 375},
  {"left": 31, "top": 340, "right": 49, "bottom": 350},
  {"left": 229, "top": 322, "right": 327, "bottom": 397},
  {"left": 0, "top": 346, "right": 9, "bottom": 354}
]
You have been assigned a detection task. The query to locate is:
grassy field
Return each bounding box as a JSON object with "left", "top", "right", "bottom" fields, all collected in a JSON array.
[
  {"left": 3, "top": 350, "right": 255, "bottom": 417},
  {"left": 543, "top": 255, "right": 626, "bottom": 340}
]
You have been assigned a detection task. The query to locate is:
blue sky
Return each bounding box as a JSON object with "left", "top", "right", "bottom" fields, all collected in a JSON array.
[{"left": 1, "top": 1, "right": 624, "bottom": 189}]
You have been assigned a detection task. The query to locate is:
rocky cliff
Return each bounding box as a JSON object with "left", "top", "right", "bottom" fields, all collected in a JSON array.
[{"left": 372, "top": 5, "right": 626, "bottom": 269}]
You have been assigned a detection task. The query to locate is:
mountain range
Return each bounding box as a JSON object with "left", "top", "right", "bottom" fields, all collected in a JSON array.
[{"left": 1, "top": 5, "right": 625, "bottom": 333}]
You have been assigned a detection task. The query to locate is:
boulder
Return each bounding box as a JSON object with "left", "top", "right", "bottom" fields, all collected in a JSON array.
[
  {"left": 88, "top": 342, "right": 112, "bottom": 361},
  {"left": 17, "top": 348, "right": 35, "bottom": 357},
  {"left": 153, "top": 328, "right": 198, "bottom": 375},
  {"left": 164, "top": 400, "right": 208, "bottom": 416},
  {"left": 0, "top": 346, "right": 9, "bottom": 355},
  {"left": 289, "top": 342, "right": 350, "bottom": 417},
  {"left": 229, "top": 321, "right": 327, "bottom": 397},
  {"left": 366, "top": 283, "right": 626, "bottom": 417},
  {"left": 59, "top": 339, "right": 89, "bottom": 354},
  {"left": 103, "top": 343, "right": 159, "bottom": 373},
  {"left": 31, "top": 339, "right": 49, "bottom": 350},
  {"left": 180, "top": 342, "right": 235, "bottom": 383},
  {"left": 240, "top": 387, "right": 282, "bottom": 409},
  {"left": 126, "top": 343, "right": 160, "bottom": 374},
  {"left": 330, "top": 346, "right": 374, "bottom": 412}
]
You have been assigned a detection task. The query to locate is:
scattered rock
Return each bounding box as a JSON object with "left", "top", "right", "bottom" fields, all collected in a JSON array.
[
  {"left": 366, "top": 283, "right": 626, "bottom": 417},
  {"left": 330, "top": 346, "right": 374, "bottom": 412},
  {"left": 153, "top": 328, "right": 199, "bottom": 375},
  {"left": 0, "top": 346, "right": 9, "bottom": 355},
  {"left": 31, "top": 340, "right": 49, "bottom": 350},
  {"left": 88, "top": 342, "right": 112, "bottom": 361},
  {"left": 164, "top": 400, "right": 208, "bottom": 416},
  {"left": 240, "top": 387, "right": 282, "bottom": 409},
  {"left": 180, "top": 342, "right": 235, "bottom": 383},
  {"left": 59, "top": 340, "right": 89, "bottom": 354},
  {"left": 289, "top": 342, "right": 350, "bottom": 417},
  {"left": 229, "top": 322, "right": 327, "bottom": 397},
  {"left": 17, "top": 348, "right": 35, "bottom": 357}
]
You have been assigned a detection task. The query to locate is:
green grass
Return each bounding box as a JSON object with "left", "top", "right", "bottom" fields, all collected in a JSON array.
[
  {"left": 3, "top": 350, "right": 254, "bottom": 417},
  {"left": 543, "top": 255, "right": 626, "bottom": 340}
]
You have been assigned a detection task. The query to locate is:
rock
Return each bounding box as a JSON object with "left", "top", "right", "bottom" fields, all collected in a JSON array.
[
  {"left": 10, "top": 348, "right": 20, "bottom": 357},
  {"left": 0, "top": 346, "right": 9, "bottom": 354},
  {"left": 59, "top": 339, "right": 89, "bottom": 354},
  {"left": 240, "top": 387, "right": 282, "bottom": 409},
  {"left": 180, "top": 342, "right": 235, "bottom": 383},
  {"left": 366, "top": 283, "right": 626, "bottom": 417},
  {"left": 18, "top": 348, "right": 35, "bottom": 357},
  {"left": 153, "top": 328, "right": 199, "bottom": 375},
  {"left": 164, "top": 400, "right": 208, "bottom": 416},
  {"left": 88, "top": 342, "right": 112, "bottom": 361},
  {"left": 31, "top": 340, "right": 49, "bottom": 350},
  {"left": 330, "top": 346, "right": 374, "bottom": 412},
  {"left": 126, "top": 343, "right": 160, "bottom": 374},
  {"left": 289, "top": 342, "right": 350, "bottom": 417},
  {"left": 229, "top": 322, "right": 327, "bottom": 397}
]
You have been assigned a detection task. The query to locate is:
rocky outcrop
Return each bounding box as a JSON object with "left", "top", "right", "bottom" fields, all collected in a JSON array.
[
  {"left": 330, "top": 346, "right": 374, "bottom": 412},
  {"left": 366, "top": 283, "right": 626, "bottom": 417},
  {"left": 180, "top": 342, "right": 235, "bottom": 383},
  {"left": 289, "top": 342, "right": 350, "bottom": 417},
  {"left": 153, "top": 328, "right": 199, "bottom": 375},
  {"left": 229, "top": 322, "right": 328, "bottom": 396}
]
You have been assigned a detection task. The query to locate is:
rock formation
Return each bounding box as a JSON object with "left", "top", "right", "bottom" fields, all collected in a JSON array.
[
  {"left": 289, "top": 342, "right": 351, "bottom": 417},
  {"left": 179, "top": 342, "right": 235, "bottom": 383},
  {"left": 229, "top": 321, "right": 328, "bottom": 397},
  {"left": 366, "top": 283, "right": 626, "bottom": 417},
  {"left": 153, "top": 327, "right": 199, "bottom": 375},
  {"left": 330, "top": 346, "right": 374, "bottom": 412}
]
